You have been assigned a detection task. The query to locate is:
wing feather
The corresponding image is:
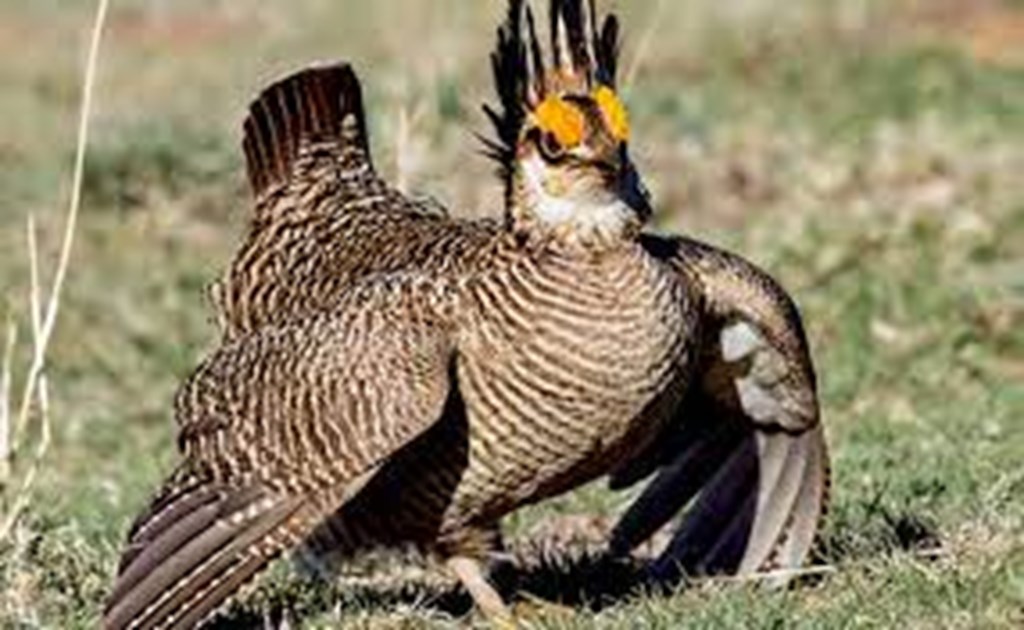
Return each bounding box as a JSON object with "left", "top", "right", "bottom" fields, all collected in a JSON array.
[
  {"left": 611, "top": 235, "right": 830, "bottom": 582},
  {"left": 107, "top": 290, "right": 459, "bottom": 629}
]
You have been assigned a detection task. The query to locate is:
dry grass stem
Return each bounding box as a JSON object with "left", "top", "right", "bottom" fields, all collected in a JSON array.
[
  {"left": 14, "top": 0, "right": 109, "bottom": 430},
  {"left": 394, "top": 102, "right": 428, "bottom": 195},
  {"left": 12, "top": 216, "right": 50, "bottom": 449},
  {"left": 28, "top": 215, "right": 51, "bottom": 435},
  {"left": 0, "top": 0, "right": 110, "bottom": 543},
  {"left": 0, "top": 323, "right": 17, "bottom": 484}
]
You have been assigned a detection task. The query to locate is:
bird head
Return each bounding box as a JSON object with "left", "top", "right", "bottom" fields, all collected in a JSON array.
[{"left": 483, "top": 0, "right": 651, "bottom": 245}]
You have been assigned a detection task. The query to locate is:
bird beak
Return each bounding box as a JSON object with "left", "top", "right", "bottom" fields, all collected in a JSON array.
[{"left": 619, "top": 160, "right": 653, "bottom": 221}]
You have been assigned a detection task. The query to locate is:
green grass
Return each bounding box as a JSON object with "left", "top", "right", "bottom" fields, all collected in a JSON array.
[{"left": 1, "top": 0, "right": 1022, "bottom": 627}]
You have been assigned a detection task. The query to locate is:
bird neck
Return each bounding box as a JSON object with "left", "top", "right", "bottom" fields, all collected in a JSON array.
[{"left": 505, "top": 168, "right": 642, "bottom": 255}]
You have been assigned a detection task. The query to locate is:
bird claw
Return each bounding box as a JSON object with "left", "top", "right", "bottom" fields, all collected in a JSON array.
[{"left": 489, "top": 596, "right": 574, "bottom": 629}]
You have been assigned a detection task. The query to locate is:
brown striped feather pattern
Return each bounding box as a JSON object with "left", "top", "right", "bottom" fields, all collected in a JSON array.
[{"left": 107, "top": 2, "right": 829, "bottom": 626}]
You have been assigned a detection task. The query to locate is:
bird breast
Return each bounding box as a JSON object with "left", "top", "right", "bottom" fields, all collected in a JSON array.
[{"left": 452, "top": 245, "right": 698, "bottom": 515}]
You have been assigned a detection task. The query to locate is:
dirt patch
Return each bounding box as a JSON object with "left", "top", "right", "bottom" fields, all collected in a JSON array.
[
  {"left": 911, "top": 0, "right": 1024, "bottom": 67},
  {"left": 108, "top": 7, "right": 256, "bottom": 52}
]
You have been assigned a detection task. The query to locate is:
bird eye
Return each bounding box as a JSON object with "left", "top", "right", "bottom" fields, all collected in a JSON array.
[{"left": 537, "top": 131, "right": 567, "bottom": 162}]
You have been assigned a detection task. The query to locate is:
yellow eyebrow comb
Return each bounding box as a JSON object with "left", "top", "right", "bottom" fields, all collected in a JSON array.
[
  {"left": 594, "top": 85, "right": 630, "bottom": 143},
  {"left": 533, "top": 95, "right": 587, "bottom": 147}
]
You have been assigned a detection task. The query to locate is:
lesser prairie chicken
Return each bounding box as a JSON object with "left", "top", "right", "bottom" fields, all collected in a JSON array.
[{"left": 105, "top": 1, "right": 828, "bottom": 627}]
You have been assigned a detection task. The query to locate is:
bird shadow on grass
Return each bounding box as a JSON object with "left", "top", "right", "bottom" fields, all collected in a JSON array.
[
  {"left": 210, "top": 549, "right": 665, "bottom": 628},
  {"left": 211, "top": 490, "right": 945, "bottom": 627},
  {"left": 814, "top": 482, "right": 945, "bottom": 568}
]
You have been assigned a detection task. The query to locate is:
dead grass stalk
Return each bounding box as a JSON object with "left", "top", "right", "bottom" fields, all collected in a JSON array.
[{"left": 0, "top": 0, "right": 110, "bottom": 543}]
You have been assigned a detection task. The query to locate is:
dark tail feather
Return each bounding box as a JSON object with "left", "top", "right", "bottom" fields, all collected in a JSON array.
[
  {"left": 104, "top": 474, "right": 315, "bottom": 630},
  {"left": 242, "top": 63, "right": 372, "bottom": 200}
]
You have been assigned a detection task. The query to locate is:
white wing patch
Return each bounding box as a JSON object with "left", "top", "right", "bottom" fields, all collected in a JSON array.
[
  {"left": 720, "top": 320, "right": 765, "bottom": 362},
  {"left": 720, "top": 321, "right": 816, "bottom": 431}
]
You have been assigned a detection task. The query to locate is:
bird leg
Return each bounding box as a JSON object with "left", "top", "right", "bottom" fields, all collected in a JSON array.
[{"left": 446, "top": 555, "right": 512, "bottom": 622}]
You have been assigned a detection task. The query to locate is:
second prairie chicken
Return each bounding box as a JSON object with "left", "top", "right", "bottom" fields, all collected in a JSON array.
[{"left": 105, "top": 0, "right": 829, "bottom": 627}]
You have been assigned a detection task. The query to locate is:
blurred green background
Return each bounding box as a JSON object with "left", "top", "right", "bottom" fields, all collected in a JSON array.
[{"left": 0, "top": 0, "right": 1022, "bottom": 627}]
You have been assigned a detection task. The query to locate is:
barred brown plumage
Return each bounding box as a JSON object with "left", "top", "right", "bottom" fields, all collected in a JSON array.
[{"left": 105, "top": 1, "right": 829, "bottom": 628}]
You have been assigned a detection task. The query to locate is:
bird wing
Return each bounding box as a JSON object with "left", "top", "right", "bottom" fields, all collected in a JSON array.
[
  {"left": 608, "top": 235, "right": 829, "bottom": 582},
  {"left": 105, "top": 288, "right": 459, "bottom": 630},
  {"left": 213, "top": 63, "right": 479, "bottom": 338}
]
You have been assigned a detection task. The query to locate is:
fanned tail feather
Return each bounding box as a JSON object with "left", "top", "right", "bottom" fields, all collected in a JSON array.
[{"left": 242, "top": 63, "right": 371, "bottom": 201}]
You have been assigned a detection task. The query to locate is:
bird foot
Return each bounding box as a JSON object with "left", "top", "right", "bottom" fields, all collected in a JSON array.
[
  {"left": 513, "top": 595, "right": 575, "bottom": 622},
  {"left": 487, "top": 597, "right": 574, "bottom": 629}
]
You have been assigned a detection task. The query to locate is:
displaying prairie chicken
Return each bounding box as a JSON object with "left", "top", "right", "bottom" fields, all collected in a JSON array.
[{"left": 105, "top": 1, "right": 829, "bottom": 628}]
